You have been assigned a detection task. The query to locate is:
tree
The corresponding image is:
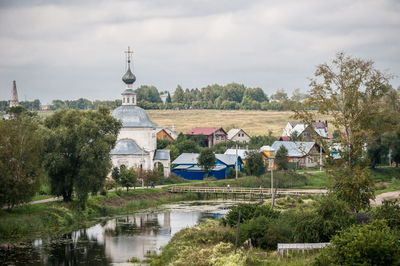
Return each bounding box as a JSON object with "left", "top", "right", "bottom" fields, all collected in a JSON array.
[
  {"left": 44, "top": 107, "right": 121, "bottom": 208},
  {"left": 314, "top": 220, "right": 400, "bottom": 266},
  {"left": 295, "top": 52, "right": 392, "bottom": 210},
  {"left": 166, "top": 92, "right": 172, "bottom": 103},
  {"left": 0, "top": 113, "right": 44, "bottom": 210},
  {"left": 271, "top": 88, "right": 288, "bottom": 102},
  {"left": 176, "top": 139, "right": 200, "bottom": 154},
  {"left": 275, "top": 145, "right": 289, "bottom": 170},
  {"left": 245, "top": 151, "right": 264, "bottom": 176},
  {"left": 172, "top": 85, "right": 184, "bottom": 104},
  {"left": 119, "top": 165, "right": 137, "bottom": 191},
  {"left": 198, "top": 149, "right": 216, "bottom": 177},
  {"left": 330, "top": 166, "right": 375, "bottom": 212}
]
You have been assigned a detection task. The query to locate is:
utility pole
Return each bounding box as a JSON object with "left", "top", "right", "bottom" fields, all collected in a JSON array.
[
  {"left": 319, "top": 143, "right": 322, "bottom": 172},
  {"left": 271, "top": 168, "right": 274, "bottom": 208},
  {"left": 235, "top": 144, "right": 238, "bottom": 179}
]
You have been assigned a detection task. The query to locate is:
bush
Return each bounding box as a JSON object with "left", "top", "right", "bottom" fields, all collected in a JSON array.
[
  {"left": 222, "top": 203, "right": 280, "bottom": 227},
  {"left": 373, "top": 199, "right": 400, "bottom": 230},
  {"left": 291, "top": 195, "right": 355, "bottom": 242},
  {"left": 314, "top": 220, "right": 400, "bottom": 266}
]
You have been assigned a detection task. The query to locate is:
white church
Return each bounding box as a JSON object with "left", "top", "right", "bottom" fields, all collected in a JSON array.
[{"left": 110, "top": 48, "right": 170, "bottom": 177}]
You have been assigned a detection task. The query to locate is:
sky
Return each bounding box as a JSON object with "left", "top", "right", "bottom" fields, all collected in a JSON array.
[{"left": 0, "top": 0, "right": 399, "bottom": 104}]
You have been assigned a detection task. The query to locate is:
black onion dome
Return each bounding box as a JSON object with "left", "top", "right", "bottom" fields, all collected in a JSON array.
[{"left": 122, "top": 65, "right": 136, "bottom": 84}]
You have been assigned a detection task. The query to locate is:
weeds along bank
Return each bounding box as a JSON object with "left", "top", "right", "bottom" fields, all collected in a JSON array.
[
  {"left": 0, "top": 189, "right": 198, "bottom": 244},
  {"left": 150, "top": 196, "right": 400, "bottom": 266}
]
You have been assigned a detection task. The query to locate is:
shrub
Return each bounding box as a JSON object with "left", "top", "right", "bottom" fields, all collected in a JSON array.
[
  {"left": 292, "top": 195, "right": 355, "bottom": 243},
  {"left": 373, "top": 199, "right": 400, "bottom": 230},
  {"left": 222, "top": 203, "right": 280, "bottom": 227},
  {"left": 314, "top": 220, "right": 400, "bottom": 266}
]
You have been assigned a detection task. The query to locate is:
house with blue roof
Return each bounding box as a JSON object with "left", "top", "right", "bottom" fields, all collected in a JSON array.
[
  {"left": 171, "top": 153, "right": 243, "bottom": 180},
  {"left": 271, "top": 141, "right": 324, "bottom": 169}
]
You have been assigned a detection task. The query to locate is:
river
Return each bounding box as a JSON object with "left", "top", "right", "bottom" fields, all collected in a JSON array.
[{"left": 0, "top": 200, "right": 238, "bottom": 265}]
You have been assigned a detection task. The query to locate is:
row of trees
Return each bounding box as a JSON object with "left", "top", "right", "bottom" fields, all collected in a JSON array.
[
  {"left": 0, "top": 106, "right": 122, "bottom": 210},
  {"left": 0, "top": 84, "right": 307, "bottom": 112},
  {"left": 137, "top": 84, "right": 307, "bottom": 110}
]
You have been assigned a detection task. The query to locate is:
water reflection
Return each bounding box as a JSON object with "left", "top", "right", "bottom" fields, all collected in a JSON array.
[{"left": 0, "top": 201, "right": 234, "bottom": 265}]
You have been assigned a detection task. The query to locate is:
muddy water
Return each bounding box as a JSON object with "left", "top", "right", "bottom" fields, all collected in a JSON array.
[{"left": 0, "top": 200, "right": 237, "bottom": 265}]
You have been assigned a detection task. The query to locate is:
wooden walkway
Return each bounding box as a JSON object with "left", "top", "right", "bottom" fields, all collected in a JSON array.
[{"left": 168, "top": 186, "right": 326, "bottom": 200}]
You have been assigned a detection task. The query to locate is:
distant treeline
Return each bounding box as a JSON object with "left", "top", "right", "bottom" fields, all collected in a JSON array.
[{"left": 1, "top": 83, "right": 309, "bottom": 111}]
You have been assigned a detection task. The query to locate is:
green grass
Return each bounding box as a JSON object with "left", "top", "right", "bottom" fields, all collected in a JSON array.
[
  {"left": 149, "top": 219, "right": 318, "bottom": 266},
  {"left": 0, "top": 188, "right": 199, "bottom": 243}
]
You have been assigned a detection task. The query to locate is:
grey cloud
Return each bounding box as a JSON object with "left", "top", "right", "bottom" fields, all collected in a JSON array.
[{"left": 0, "top": 0, "right": 399, "bottom": 104}]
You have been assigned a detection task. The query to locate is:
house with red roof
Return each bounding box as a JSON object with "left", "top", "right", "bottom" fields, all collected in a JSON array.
[{"left": 187, "top": 127, "right": 227, "bottom": 147}]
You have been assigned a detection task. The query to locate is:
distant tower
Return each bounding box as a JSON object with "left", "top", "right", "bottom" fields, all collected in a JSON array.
[{"left": 9, "top": 80, "right": 19, "bottom": 107}]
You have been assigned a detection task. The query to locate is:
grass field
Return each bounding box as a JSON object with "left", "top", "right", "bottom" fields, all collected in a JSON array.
[
  {"left": 38, "top": 109, "right": 332, "bottom": 136},
  {"left": 147, "top": 110, "right": 332, "bottom": 136}
]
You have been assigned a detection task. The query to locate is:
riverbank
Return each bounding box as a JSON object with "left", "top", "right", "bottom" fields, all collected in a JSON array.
[
  {"left": 0, "top": 188, "right": 198, "bottom": 244},
  {"left": 149, "top": 219, "right": 317, "bottom": 265}
]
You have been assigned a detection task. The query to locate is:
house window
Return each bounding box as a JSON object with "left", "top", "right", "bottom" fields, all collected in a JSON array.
[{"left": 216, "top": 136, "right": 219, "bottom": 140}]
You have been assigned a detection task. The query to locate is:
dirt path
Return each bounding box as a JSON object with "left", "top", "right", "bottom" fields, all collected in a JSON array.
[{"left": 371, "top": 190, "right": 400, "bottom": 206}]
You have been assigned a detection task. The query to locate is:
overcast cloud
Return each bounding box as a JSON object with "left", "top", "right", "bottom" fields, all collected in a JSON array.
[{"left": 0, "top": 0, "right": 399, "bottom": 104}]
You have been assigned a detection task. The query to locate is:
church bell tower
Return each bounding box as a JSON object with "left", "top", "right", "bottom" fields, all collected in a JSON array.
[{"left": 121, "top": 47, "right": 137, "bottom": 106}]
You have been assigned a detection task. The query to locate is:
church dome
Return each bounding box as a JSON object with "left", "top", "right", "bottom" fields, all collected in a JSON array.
[
  {"left": 122, "top": 66, "right": 136, "bottom": 84},
  {"left": 112, "top": 105, "right": 157, "bottom": 128}
]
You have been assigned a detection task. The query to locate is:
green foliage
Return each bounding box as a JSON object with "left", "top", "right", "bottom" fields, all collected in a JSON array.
[
  {"left": 330, "top": 166, "right": 375, "bottom": 212},
  {"left": 119, "top": 166, "right": 137, "bottom": 191},
  {"left": 373, "top": 200, "right": 400, "bottom": 230},
  {"left": 222, "top": 203, "right": 279, "bottom": 227},
  {"left": 44, "top": 108, "right": 121, "bottom": 208},
  {"left": 248, "top": 131, "right": 276, "bottom": 149},
  {"left": 291, "top": 195, "right": 355, "bottom": 243},
  {"left": 157, "top": 138, "right": 173, "bottom": 149},
  {"left": 0, "top": 115, "right": 44, "bottom": 210},
  {"left": 197, "top": 149, "right": 216, "bottom": 175},
  {"left": 314, "top": 220, "right": 400, "bottom": 266},
  {"left": 276, "top": 145, "right": 289, "bottom": 170},
  {"left": 165, "top": 144, "right": 180, "bottom": 162},
  {"left": 176, "top": 139, "right": 200, "bottom": 153},
  {"left": 244, "top": 151, "right": 264, "bottom": 176},
  {"left": 136, "top": 85, "right": 162, "bottom": 103}
]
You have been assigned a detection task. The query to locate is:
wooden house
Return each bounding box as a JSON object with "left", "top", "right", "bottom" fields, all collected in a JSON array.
[{"left": 187, "top": 127, "right": 227, "bottom": 147}]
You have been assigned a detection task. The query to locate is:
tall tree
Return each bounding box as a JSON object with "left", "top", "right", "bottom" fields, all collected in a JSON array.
[
  {"left": 166, "top": 92, "right": 172, "bottom": 103},
  {"left": 275, "top": 145, "right": 289, "bottom": 170},
  {"left": 172, "top": 85, "right": 184, "bottom": 104},
  {"left": 44, "top": 107, "right": 121, "bottom": 207},
  {"left": 245, "top": 151, "right": 264, "bottom": 176},
  {"left": 295, "top": 52, "right": 392, "bottom": 211},
  {"left": 0, "top": 110, "right": 44, "bottom": 210},
  {"left": 198, "top": 148, "right": 216, "bottom": 177}
]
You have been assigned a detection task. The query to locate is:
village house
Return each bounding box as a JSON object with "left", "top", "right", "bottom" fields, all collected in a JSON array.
[
  {"left": 227, "top": 128, "right": 251, "bottom": 143},
  {"left": 186, "top": 127, "right": 227, "bottom": 147},
  {"left": 260, "top": 146, "right": 277, "bottom": 170},
  {"left": 171, "top": 153, "right": 243, "bottom": 180},
  {"left": 224, "top": 148, "right": 253, "bottom": 164},
  {"left": 281, "top": 121, "right": 330, "bottom": 141},
  {"left": 155, "top": 127, "right": 177, "bottom": 141},
  {"left": 271, "top": 141, "right": 324, "bottom": 169}
]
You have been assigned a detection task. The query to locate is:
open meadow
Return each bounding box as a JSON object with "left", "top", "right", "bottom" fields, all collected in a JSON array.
[
  {"left": 147, "top": 110, "right": 332, "bottom": 136},
  {"left": 37, "top": 109, "right": 332, "bottom": 136}
]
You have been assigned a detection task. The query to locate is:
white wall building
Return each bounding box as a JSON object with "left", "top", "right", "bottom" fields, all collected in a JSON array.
[
  {"left": 110, "top": 48, "right": 170, "bottom": 177},
  {"left": 227, "top": 128, "right": 251, "bottom": 143}
]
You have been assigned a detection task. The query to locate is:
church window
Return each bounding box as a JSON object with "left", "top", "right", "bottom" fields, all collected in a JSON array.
[
  {"left": 127, "top": 97, "right": 130, "bottom": 103},
  {"left": 123, "top": 97, "right": 125, "bottom": 103}
]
